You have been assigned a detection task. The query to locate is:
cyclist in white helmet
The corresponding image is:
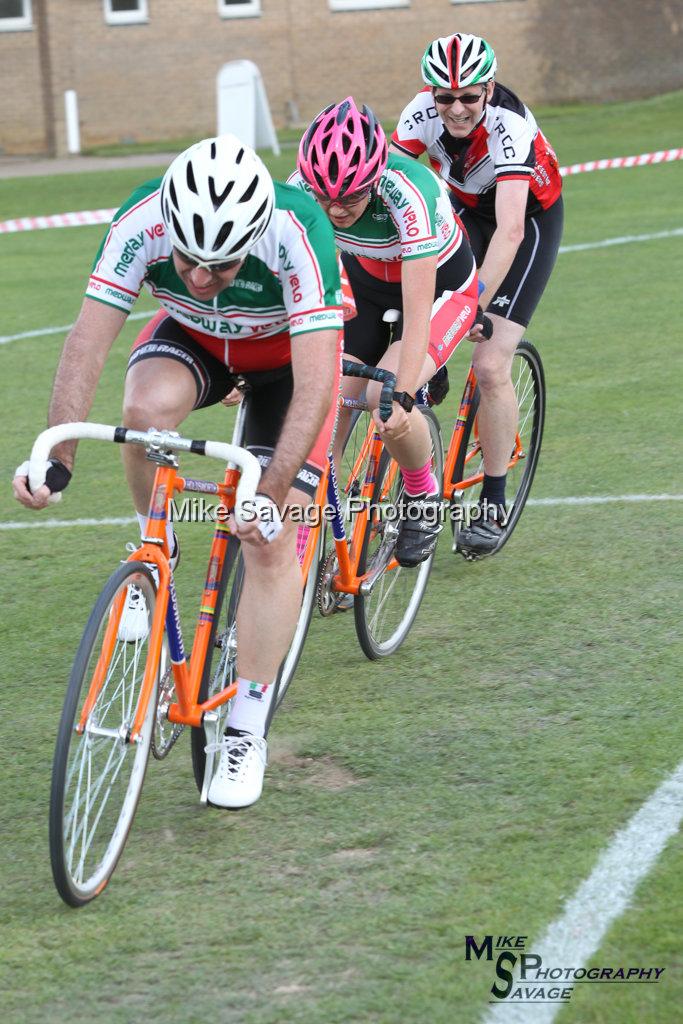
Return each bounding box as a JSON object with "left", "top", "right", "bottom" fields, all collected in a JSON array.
[
  {"left": 13, "top": 135, "right": 343, "bottom": 809},
  {"left": 393, "top": 33, "right": 563, "bottom": 554}
]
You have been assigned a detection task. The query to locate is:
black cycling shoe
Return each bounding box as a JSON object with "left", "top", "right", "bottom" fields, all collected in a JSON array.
[
  {"left": 395, "top": 492, "right": 443, "bottom": 568},
  {"left": 426, "top": 366, "right": 450, "bottom": 406},
  {"left": 457, "top": 506, "right": 505, "bottom": 557}
]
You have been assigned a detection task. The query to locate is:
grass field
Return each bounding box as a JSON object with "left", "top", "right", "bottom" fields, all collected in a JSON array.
[{"left": 1, "top": 93, "right": 682, "bottom": 1024}]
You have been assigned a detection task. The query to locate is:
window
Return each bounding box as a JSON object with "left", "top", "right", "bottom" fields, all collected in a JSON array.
[
  {"left": 104, "top": 0, "right": 149, "bottom": 26},
  {"left": 218, "top": 0, "right": 261, "bottom": 18},
  {"left": 329, "top": 0, "right": 409, "bottom": 9},
  {"left": 329, "top": 0, "right": 408, "bottom": 8},
  {"left": 0, "top": 0, "right": 32, "bottom": 31}
]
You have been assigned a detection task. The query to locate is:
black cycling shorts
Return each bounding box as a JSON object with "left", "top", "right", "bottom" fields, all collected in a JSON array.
[
  {"left": 454, "top": 196, "right": 564, "bottom": 328},
  {"left": 126, "top": 314, "right": 338, "bottom": 497}
]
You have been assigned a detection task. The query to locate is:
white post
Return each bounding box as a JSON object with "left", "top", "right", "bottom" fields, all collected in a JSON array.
[{"left": 64, "top": 90, "right": 81, "bottom": 155}]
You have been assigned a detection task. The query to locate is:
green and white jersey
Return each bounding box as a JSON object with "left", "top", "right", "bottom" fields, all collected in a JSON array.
[
  {"left": 288, "top": 153, "right": 465, "bottom": 278},
  {"left": 87, "top": 180, "right": 343, "bottom": 346}
]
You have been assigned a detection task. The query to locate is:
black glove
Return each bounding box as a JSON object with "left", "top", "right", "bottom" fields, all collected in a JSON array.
[{"left": 475, "top": 306, "right": 494, "bottom": 340}]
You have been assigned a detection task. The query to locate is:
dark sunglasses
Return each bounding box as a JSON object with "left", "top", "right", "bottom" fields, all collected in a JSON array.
[
  {"left": 174, "top": 248, "right": 242, "bottom": 273},
  {"left": 433, "top": 89, "right": 486, "bottom": 107},
  {"left": 316, "top": 187, "right": 373, "bottom": 210}
]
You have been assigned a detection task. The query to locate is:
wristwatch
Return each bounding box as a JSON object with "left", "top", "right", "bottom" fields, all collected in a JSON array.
[{"left": 393, "top": 390, "right": 415, "bottom": 412}]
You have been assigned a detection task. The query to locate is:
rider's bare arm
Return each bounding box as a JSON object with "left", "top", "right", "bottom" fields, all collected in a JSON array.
[
  {"left": 47, "top": 298, "right": 127, "bottom": 469},
  {"left": 396, "top": 253, "right": 439, "bottom": 395},
  {"left": 13, "top": 299, "right": 127, "bottom": 509},
  {"left": 477, "top": 178, "right": 529, "bottom": 313},
  {"left": 258, "top": 328, "right": 339, "bottom": 509}
]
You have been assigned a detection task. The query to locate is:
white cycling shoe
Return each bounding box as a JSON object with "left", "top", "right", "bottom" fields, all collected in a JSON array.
[
  {"left": 118, "top": 536, "right": 179, "bottom": 643},
  {"left": 117, "top": 581, "right": 154, "bottom": 643},
  {"left": 207, "top": 730, "right": 268, "bottom": 809}
]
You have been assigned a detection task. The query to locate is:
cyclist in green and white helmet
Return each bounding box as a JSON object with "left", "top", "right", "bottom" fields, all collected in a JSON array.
[
  {"left": 421, "top": 32, "right": 497, "bottom": 91},
  {"left": 392, "top": 33, "right": 564, "bottom": 555}
]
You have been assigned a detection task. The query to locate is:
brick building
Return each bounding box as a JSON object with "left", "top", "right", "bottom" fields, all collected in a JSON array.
[{"left": 1, "top": 0, "right": 681, "bottom": 156}]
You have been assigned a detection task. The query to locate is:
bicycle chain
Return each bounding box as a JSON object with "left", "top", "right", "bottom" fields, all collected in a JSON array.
[
  {"left": 316, "top": 547, "right": 345, "bottom": 617},
  {"left": 151, "top": 665, "right": 185, "bottom": 760}
]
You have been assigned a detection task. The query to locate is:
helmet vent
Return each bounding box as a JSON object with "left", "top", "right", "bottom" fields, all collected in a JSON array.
[
  {"left": 248, "top": 196, "right": 269, "bottom": 226},
  {"left": 236, "top": 147, "right": 244, "bottom": 165},
  {"left": 230, "top": 225, "right": 257, "bottom": 254},
  {"left": 193, "top": 214, "right": 204, "bottom": 248},
  {"left": 210, "top": 141, "right": 217, "bottom": 160},
  {"left": 209, "top": 176, "right": 234, "bottom": 211},
  {"left": 213, "top": 220, "right": 233, "bottom": 252},
  {"left": 171, "top": 211, "right": 187, "bottom": 248},
  {"left": 186, "top": 161, "right": 198, "bottom": 196},
  {"left": 240, "top": 175, "right": 258, "bottom": 204},
  {"left": 328, "top": 152, "right": 340, "bottom": 185}
]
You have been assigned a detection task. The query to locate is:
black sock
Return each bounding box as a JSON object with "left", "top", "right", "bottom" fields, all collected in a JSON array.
[{"left": 480, "top": 474, "right": 506, "bottom": 520}]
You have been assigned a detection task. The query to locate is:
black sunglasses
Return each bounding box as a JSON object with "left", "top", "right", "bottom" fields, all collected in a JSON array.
[
  {"left": 315, "top": 187, "right": 373, "bottom": 210},
  {"left": 174, "top": 248, "right": 243, "bottom": 273},
  {"left": 433, "top": 88, "right": 486, "bottom": 107}
]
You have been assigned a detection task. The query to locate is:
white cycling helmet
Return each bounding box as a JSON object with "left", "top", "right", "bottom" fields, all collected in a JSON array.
[
  {"left": 160, "top": 134, "right": 275, "bottom": 263},
  {"left": 421, "top": 33, "right": 497, "bottom": 89}
]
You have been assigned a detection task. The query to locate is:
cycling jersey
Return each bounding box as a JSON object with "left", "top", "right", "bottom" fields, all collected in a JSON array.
[
  {"left": 87, "top": 179, "right": 343, "bottom": 371},
  {"left": 392, "top": 84, "right": 562, "bottom": 220},
  {"left": 288, "top": 153, "right": 469, "bottom": 283}
]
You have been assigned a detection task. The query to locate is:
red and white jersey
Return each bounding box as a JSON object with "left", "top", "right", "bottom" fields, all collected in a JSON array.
[{"left": 392, "top": 83, "right": 562, "bottom": 220}]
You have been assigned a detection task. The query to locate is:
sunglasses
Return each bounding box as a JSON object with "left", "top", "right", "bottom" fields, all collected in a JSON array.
[
  {"left": 433, "top": 89, "right": 486, "bottom": 107},
  {"left": 174, "top": 248, "right": 243, "bottom": 273},
  {"left": 316, "top": 187, "right": 373, "bottom": 210}
]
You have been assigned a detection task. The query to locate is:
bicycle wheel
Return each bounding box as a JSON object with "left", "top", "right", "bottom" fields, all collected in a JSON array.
[
  {"left": 190, "top": 536, "right": 242, "bottom": 796},
  {"left": 451, "top": 339, "right": 545, "bottom": 555},
  {"left": 354, "top": 406, "right": 443, "bottom": 659},
  {"left": 272, "top": 522, "right": 325, "bottom": 712},
  {"left": 49, "top": 561, "right": 159, "bottom": 907}
]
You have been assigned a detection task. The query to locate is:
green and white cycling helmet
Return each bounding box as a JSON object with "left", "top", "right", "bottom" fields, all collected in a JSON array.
[
  {"left": 160, "top": 134, "right": 275, "bottom": 264},
  {"left": 421, "top": 33, "right": 497, "bottom": 89}
]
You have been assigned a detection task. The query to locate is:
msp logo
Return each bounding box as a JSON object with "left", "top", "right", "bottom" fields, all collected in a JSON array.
[{"left": 465, "top": 935, "right": 666, "bottom": 1004}]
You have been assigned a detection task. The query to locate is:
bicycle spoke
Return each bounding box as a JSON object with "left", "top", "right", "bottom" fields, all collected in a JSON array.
[{"left": 51, "top": 562, "right": 158, "bottom": 904}]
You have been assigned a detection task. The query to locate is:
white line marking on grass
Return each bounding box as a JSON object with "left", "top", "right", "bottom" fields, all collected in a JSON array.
[
  {"left": 0, "top": 310, "right": 151, "bottom": 346},
  {"left": 559, "top": 227, "right": 683, "bottom": 254},
  {"left": 2, "top": 229, "right": 681, "bottom": 347},
  {"left": 482, "top": 761, "right": 683, "bottom": 1023},
  {"left": 0, "top": 516, "right": 136, "bottom": 531},
  {"left": 2, "top": 494, "right": 682, "bottom": 531},
  {"left": 527, "top": 493, "right": 683, "bottom": 506}
]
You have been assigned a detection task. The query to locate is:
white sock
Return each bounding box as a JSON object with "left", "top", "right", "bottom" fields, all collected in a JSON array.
[
  {"left": 227, "top": 676, "right": 276, "bottom": 738},
  {"left": 136, "top": 512, "right": 175, "bottom": 555}
]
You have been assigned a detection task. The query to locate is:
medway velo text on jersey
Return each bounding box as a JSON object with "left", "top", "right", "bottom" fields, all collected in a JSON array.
[
  {"left": 86, "top": 180, "right": 343, "bottom": 367},
  {"left": 392, "top": 84, "right": 562, "bottom": 220},
  {"left": 288, "top": 153, "right": 473, "bottom": 284}
]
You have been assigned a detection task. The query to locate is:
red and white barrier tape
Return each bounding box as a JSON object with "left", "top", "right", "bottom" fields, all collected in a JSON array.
[
  {"left": 560, "top": 147, "right": 683, "bottom": 176},
  {"left": 0, "top": 149, "right": 681, "bottom": 234},
  {"left": 0, "top": 207, "right": 117, "bottom": 234}
]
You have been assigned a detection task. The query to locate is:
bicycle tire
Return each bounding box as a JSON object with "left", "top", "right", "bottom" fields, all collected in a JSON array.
[
  {"left": 271, "top": 524, "right": 325, "bottom": 713},
  {"left": 354, "top": 406, "right": 443, "bottom": 659},
  {"left": 49, "top": 561, "right": 159, "bottom": 907},
  {"left": 451, "top": 339, "right": 545, "bottom": 554},
  {"left": 190, "top": 535, "right": 242, "bottom": 794},
  {"left": 190, "top": 525, "right": 321, "bottom": 793}
]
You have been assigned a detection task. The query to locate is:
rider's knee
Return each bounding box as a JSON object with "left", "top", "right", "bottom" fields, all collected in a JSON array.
[{"left": 122, "top": 379, "right": 186, "bottom": 429}]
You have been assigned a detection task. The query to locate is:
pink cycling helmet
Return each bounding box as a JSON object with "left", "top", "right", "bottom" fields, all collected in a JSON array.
[{"left": 298, "top": 97, "right": 388, "bottom": 201}]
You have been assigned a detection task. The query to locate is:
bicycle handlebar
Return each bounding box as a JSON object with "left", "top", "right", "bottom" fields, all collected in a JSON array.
[
  {"left": 341, "top": 359, "right": 397, "bottom": 423},
  {"left": 28, "top": 422, "right": 261, "bottom": 523}
]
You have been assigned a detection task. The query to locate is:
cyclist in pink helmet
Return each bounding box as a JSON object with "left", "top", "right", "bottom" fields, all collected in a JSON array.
[
  {"left": 293, "top": 97, "right": 484, "bottom": 569},
  {"left": 298, "top": 97, "right": 387, "bottom": 201}
]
